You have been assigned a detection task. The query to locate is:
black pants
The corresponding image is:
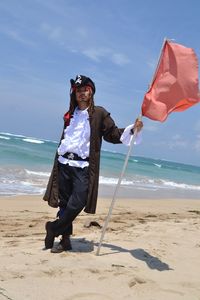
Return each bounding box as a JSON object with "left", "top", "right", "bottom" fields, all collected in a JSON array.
[{"left": 51, "top": 162, "right": 89, "bottom": 236}]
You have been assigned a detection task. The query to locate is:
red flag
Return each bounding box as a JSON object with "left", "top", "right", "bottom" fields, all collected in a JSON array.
[{"left": 141, "top": 40, "right": 200, "bottom": 122}]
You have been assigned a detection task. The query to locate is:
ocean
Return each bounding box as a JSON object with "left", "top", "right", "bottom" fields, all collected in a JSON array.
[{"left": 0, "top": 132, "right": 200, "bottom": 199}]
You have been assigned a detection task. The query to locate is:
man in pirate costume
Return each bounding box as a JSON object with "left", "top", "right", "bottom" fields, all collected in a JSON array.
[{"left": 43, "top": 75, "right": 143, "bottom": 253}]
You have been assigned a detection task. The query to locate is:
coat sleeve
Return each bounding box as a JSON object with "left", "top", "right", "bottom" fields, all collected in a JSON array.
[{"left": 101, "top": 109, "right": 124, "bottom": 144}]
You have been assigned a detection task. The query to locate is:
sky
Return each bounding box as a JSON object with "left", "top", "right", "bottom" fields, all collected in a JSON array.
[{"left": 0, "top": 0, "right": 200, "bottom": 166}]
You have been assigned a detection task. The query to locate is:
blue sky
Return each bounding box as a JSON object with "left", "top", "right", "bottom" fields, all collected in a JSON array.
[{"left": 1, "top": 0, "right": 200, "bottom": 166}]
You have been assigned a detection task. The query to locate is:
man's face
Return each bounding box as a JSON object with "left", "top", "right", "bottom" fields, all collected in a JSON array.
[{"left": 75, "top": 86, "right": 91, "bottom": 105}]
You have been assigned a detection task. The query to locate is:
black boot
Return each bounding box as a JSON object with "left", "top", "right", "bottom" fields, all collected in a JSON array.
[
  {"left": 51, "top": 234, "right": 72, "bottom": 253},
  {"left": 61, "top": 233, "right": 72, "bottom": 250},
  {"left": 44, "top": 221, "right": 55, "bottom": 249}
]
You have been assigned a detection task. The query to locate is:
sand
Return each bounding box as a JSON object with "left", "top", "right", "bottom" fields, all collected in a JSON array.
[{"left": 0, "top": 195, "right": 200, "bottom": 300}]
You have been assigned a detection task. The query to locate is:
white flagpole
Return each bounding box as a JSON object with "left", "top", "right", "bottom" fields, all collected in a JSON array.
[
  {"left": 96, "top": 38, "right": 168, "bottom": 256},
  {"left": 148, "top": 38, "right": 167, "bottom": 88},
  {"left": 96, "top": 115, "right": 142, "bottom": 256}
]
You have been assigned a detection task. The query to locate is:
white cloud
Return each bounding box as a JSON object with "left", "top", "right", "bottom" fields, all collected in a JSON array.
[
  {"left": 82, "top": 48, "right": 110, "bottom": 62},
  {"left": 168, "top": 135, "right": 188, "bottom": 149},
  {"left": 194, "top": 120, "right": 200, "bottom": 131},
  {"left": 39, "top": 21, "right": 130, "bottom": 67},
  {"left": 35, "top": 0, "right": 70, "bottom": 18},
  {"left": 172, "top": 134, "right": 182, "bottom": 140},
  {"left": 144, "top": 123, "right": 159, "bottom": 132},
  {"left": 194, "top": 140, "right": 200, "bottom": 152},
  {"left": 82, "top": 47, "right": 130, "bottom": 66},
  {"left": 154, "top": 134, "right": 188, "bottom": 149},
  {"left": 147, "top": 59, "right": 157, "bottom": 70},
  {"left": 40, "top": 23, "right": 89, "bottom": 49},
  {"left": 40, "top": 23, "right": 63, "bottom": 42},
  {"left": 49, "top": 26, "right": 62, "bottom": 40},
  {"left": 111, "top": 53, "right": 130, "bottom": 66},
  {"left": 76, "top": 27, "right": 88, "bottom": 39},
  {"left": 1, "top": 28, "right": 36, "bottom": 47},
  {"left": 194, "top": 135, "right": 200, "bottom": 152},
  {"left": 170, "top": 141, "right": 187, "bottom": 149}
]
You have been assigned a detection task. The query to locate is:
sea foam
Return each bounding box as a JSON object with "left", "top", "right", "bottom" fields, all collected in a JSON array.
[{"left": 22, "top": 138, "right": 44, "bottom": 144}]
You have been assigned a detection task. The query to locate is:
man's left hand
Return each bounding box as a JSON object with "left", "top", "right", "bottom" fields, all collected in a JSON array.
[{"left": 132, "top": 118, "right": 143, "bottom": 133}]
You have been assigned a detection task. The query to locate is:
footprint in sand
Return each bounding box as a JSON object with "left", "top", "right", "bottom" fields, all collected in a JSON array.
[
  {"left": 129, "top": 276, "right": 146, "bottom": 288},
  {"left": 65, "top": 293, "right": 113, "bottom": 300},
  {"left": 6, "top": 240, "right": 19, "bottom": 247}
]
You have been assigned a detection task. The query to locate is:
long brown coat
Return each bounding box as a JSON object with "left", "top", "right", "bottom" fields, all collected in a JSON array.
[{"left": 43, "top": 106, "right": 124, "bottom": 214}]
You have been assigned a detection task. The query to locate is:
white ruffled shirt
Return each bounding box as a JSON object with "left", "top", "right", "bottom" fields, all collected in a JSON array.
[{"left": 57, "top": 107, "right": 137, "bottom": 168}]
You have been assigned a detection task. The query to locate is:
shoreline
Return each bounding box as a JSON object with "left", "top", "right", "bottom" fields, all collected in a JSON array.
[
  {"left": 99, "top": 184, "right": 200, "bottom": 199},
  {"left": 1, "top": 182, "right": 200, "bottom": 199}
]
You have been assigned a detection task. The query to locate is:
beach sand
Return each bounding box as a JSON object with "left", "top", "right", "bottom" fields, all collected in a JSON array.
[{"left": 0, "top": 195, "right": 200, "bottom": 300}]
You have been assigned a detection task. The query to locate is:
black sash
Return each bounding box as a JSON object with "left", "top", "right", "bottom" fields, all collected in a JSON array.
[{"left": 61, "top": 152, "right": 89, "bottom": 162}]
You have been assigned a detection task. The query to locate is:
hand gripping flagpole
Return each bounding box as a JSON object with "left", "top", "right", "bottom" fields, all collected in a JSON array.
[{"left": 96, "top": 114, "right": 142, "bottom": 256}]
